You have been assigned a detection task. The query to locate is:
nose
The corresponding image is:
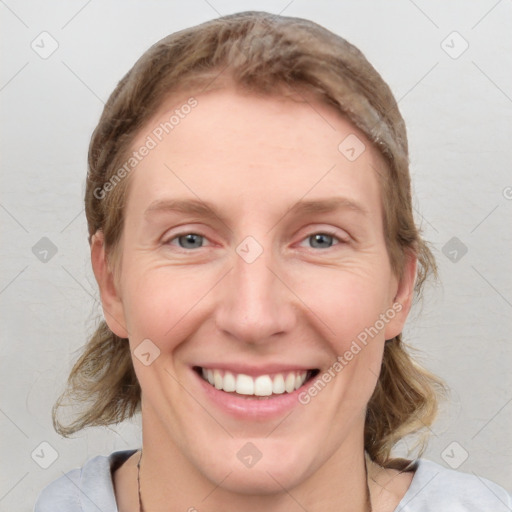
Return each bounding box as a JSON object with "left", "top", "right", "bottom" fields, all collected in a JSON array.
[{"left": 214, "top": 242, "right": 297, "bottom": 346}]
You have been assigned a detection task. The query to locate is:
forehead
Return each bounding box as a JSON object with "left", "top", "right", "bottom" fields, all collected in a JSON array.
[{"left": 126, "top": 88, "right": 386, "bottom": 222}]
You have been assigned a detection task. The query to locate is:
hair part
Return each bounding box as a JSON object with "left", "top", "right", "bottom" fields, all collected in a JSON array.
[{"left": 55, "top": 10, "right": 449, "bottom": 470}]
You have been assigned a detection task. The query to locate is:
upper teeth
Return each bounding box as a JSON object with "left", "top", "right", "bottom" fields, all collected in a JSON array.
[{"left": 201, "top": 368, "right": 308, "bottom": 396}]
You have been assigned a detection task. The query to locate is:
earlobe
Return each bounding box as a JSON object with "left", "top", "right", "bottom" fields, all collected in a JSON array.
[
  {"left": 90, "top": 231, "right": 129, "bottom": 339},
  {"left": 384, "top": 252, "right": 417, "bottom": 340}
]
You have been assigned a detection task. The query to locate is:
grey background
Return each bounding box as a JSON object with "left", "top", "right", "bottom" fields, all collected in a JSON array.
[{"left": 1, "top": 0, "right": 511, "bottom": 510}]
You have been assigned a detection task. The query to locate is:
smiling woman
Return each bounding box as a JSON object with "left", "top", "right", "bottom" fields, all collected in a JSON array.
[{"left": 35, "top": 10, "right": 511, "bottom": 512}]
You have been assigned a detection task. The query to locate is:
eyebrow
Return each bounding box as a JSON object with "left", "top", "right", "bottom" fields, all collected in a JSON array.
[{"left": 144, "top": 196, "right": 369, "bottom": 224}]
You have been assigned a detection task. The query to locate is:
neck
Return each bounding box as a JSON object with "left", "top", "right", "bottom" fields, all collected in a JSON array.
[{"left": 138, "top": 412, "right": 374, "bottom": 512}]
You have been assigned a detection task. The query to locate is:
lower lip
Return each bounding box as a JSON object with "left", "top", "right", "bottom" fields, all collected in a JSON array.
[{"left": 192, "top": 369, "right": 310, "bottom": 420}]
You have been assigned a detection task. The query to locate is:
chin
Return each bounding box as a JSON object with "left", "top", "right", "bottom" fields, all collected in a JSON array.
[{"left": 193, "top": 436, "right": 318, "bottom": 495}]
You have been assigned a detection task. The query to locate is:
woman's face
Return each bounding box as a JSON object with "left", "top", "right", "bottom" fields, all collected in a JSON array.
[{"left": 95, "top": 87, "right": 415, "bottom": 493}]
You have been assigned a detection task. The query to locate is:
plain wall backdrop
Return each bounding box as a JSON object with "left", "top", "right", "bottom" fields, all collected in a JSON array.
[{"left": 1, "top": 0, "right": 511, "bottom": 510}]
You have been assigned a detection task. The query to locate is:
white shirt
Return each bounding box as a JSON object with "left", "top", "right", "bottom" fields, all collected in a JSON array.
[{"left": 34, "top": 449, "right": 512, "bottom": 511}]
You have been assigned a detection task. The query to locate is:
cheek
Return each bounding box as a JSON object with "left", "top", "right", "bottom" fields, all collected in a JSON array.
[
  {"left": 298, "top": 271, "right": 389, "bottom": 405},
  {"left": 121, "top": 251, "right": 393, "bottom": 357},
  {"left": 295, "top": 265, "right": 392, "bottom": 347},
  {"left": 122, "top": 266, "right": 197, "bottom": 343}
]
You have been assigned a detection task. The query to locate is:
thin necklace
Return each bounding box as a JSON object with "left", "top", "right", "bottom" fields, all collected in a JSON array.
[
  {"left": 137, "top": 449, "right": 372, "bottom": 511},
  {"left": 137, "top": 450, "right": 144, "bottom": 512}
]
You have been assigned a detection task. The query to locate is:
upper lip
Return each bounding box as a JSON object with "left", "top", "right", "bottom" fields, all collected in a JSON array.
[{"left": 193, "top": 363, "right": 319, "bottom": 377}]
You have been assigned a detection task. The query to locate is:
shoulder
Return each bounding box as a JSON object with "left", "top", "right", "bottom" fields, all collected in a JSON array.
[
  {"left": 398, "top": 458, "right": 512, "bottom": 512},
  {"left": 34, "top": 449, "right": 137, "bottom": 512}
]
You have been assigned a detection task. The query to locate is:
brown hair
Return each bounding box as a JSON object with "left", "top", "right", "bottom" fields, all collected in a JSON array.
[{"left": 53, "top": 11, "right": 448, "bottom": 470}]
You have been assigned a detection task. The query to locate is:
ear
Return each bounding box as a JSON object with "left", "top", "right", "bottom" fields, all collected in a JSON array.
[
  {"left": 384, "top": 251, "right": 417, "bottom": 340},
  {"left": 90, "top": 231, "right": 129, "bottom": 339}
]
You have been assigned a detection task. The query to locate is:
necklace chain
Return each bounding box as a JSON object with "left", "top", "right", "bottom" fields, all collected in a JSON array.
[
  {"left": 137, "top": 450, "right": 144, "bottom": 512},
  {"left": 137, "top": 449, "right": 372, "bottom": 511}
]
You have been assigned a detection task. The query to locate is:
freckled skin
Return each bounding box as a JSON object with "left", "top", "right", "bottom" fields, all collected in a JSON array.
[{"left": 94, "top": 88, "right": 417, "bottom": 511}]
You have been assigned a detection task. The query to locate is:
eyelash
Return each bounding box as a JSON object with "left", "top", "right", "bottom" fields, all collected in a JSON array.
[{"left": 162, "top": 229, "right": 348, "bottom": 252}]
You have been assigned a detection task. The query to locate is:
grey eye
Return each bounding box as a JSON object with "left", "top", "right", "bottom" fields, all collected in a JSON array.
[
  {"left": 308, "top": 233, "right": 336, "bottom": 249},
  {"left": 177, "top": 233, "right": 204, "bottom": 249}
]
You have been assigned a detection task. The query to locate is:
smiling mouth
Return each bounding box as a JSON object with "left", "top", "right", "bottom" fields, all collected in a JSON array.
[{"left": 194, "top": 367, "right": 320, "bottom": 399}]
